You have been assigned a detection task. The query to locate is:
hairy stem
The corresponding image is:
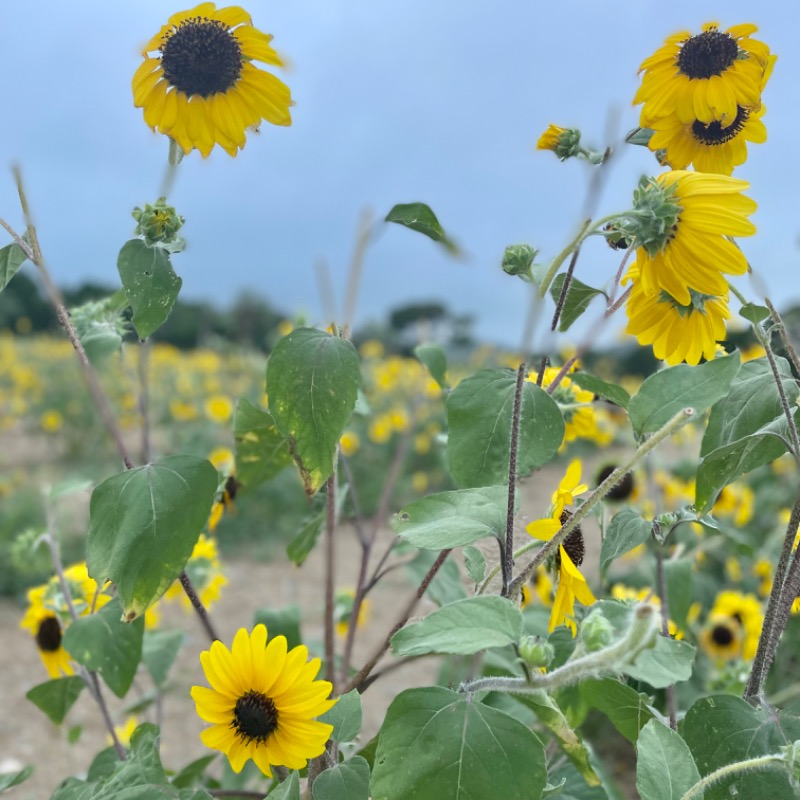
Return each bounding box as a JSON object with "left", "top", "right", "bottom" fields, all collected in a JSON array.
[
  {"left": 324, "top": 470, "right": 338, "bottom": 687},
  {"left": 654, "top": 546, "right": 677, "bottom": 730},
  {"left": 502, "top": 363, "right": 526, "bottom": 597},
  {"left": 679, "top": 754, "right": 787, "bottom": 800}
]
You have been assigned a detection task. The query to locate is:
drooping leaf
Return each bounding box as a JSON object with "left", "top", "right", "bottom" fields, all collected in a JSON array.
[
  {"left": 414, "top": 343, "right": 448, "bottom": 388},
  {"left": 384, "top": 202, "right": 458, "bottom": 254},
  {"left": 570, "top": 371, "right": 631, "bottom": 410},
  {"left": 621, "top": 636, "right": 695, "bottom": 689},
  {"left": 233, "top": 399, "right": 292, "bottom": 490},
  {"left": 0, "top": 238, "right": 29, "bottom": 292},
  {"left": 549, "top": 273, "right": 608, "bottom": 332},
  {"left": 0, "top": 765, "right": 33, "bottom": 791},
  {"left": 463, "top": 544, "right": 486, "bottom": 584},
  {"left": 312, "top": 756, "right": 370, "bottom": 800},
  {"left": 253, "top": 605, "right": 302, "bottom": 650},
  {"left": 370, "top": 688, "right": 546, "bottom": 800},
  {"left": 629, "top": 353, "right": 740, "bottom": 436},
  {"left": 117, "top": 239, "right": 182, "bottom": 340},
  {"left": 286, "top": 508, "right": 326, "bottom": 566},
  {"left": 26, "top": 676, "right": 86, "bottom": 725},
  {"left": 267, "top": 328, "right": 360, "bottom": 495},
  {"left": 320, "top": 689, "right": 362, "bottom": 743},
  {"left": 636, "top": 719, "right": 701, "bottom": 800},
  {"left": 63, "top": 599, "right": 144, "bottom": 698},
  {"left": 392, "top": 486, "right": 507, "bottom": 549},
  {"left": 571, "top": 678, "right": 654, "bottom": 743},
  {"left": 87, "top": 456, "right": 218, "bottom": 620},
  {"left": 391, "top": 595, "right": 523, "bottom": 657},
  {"left": 683, "top": 695, "right": 800, "bottom": 800},
  {"left": 142, "top": 629, "right": 184, "bottom": 687},
  {"left": 446, "top": 368, "right": 564, "bottom": 488},
  {"left": 600, "top": 508, "right": 653, "bottom": 572},
  {"left": 739, "top": 303, "right": 770, "bottom": 324}
]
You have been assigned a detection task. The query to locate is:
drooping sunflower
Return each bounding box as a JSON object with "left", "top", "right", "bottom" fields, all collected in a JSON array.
[
  {"left": 19, "top": 587, "right": 73, "bottom": 678},
  {"left": 191, "top": 625, "right": 335, "bottom": 775},
  {"left": 133, "top": 3, "right": 293, "bottom": 157},
  {"left": 635, "top": 23, "right": 774, "bottom": 127},
  {"left": 626, "top": 170, "right": 755, "bottom": 306},
  {"left": 624, "top": 265, "right": 730, "bottom": 366},
  {"left": 165, "top": 534, "right": 227, "bottom": 610}
]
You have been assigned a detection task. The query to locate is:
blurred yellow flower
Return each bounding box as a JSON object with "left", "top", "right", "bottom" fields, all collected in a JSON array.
[
  {"left": 339, "top": 431, "right": 360, "bottom": 458},
  {"left": 205, "top": 395, "right": 234, "bottom": 423},
  {"left": 40, "top": 409, "right": 63, "bottom": 433}
]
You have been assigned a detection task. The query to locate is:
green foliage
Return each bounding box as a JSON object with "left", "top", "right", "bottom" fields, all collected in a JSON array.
[
  {"left": 142, "top": 629, "right": 184, "bottom": 687},
  {"left": 391, "top": 596, "right": 523, "bottom": 656},
  {"left": 253, "top": 605, "right": 303, "bottom": 650},
  {"left": 87, "top": 456, "right": 218, "bottom": 620},
  {"left": 570, "top": 371, "right": 631, "bottom": 409},
  {"left": 371, "top": 688, "right": 547, "bottom": 800},
  {"left": 636, "top": 720, "right": 701, "bottom": 800},
  {"left": 233, "top": 399, "right": 292, "bottom": 491},
  {"left": 269, "top": 772, "right": 300, "bottom": 799},
  {"left": 0, "top": 765, "right": 33, "bottom": 791},
  {"left": 117, "top": 239, "right": 183, "bottom": 340},
  {"left": 600, "top": 508, "right": 652, "bottom": 571},
  {"left": 621, "top": 635, "right": 695, "bottom": 689},
  {"left": 267, "top": 328, "right": 360, "bottom": 495},
  {"left": 320, "top": 689, "right": 362, "bottom": 743},
  {"left": 739, "top": 303, "right": 770, "bottom": 323},
  {"left": 628, "top": 353, "right": 740, "bottom": 436},
  {"left": 405, "top": 550, "right": 467, "bottom": 606},
  {"left": 446, "top": 368, "right": 564, "bottom": 488},
  {"left": 413, "top": 343, "right": 448, "bottom": 388},
  {"left": 63, "top": 599, "right": 144, "bottom": 697},
  {"left": 384, "top": 202, "right": 459, "bottom": 254},
  {"left": 0, "top": 238, "right": 29, "bottom": 292},
  {"left": 312, "top": 756, "right": 370, "bottom": 800},
  {"left": 549, "top": 273, "right": 607, "bottom": 331},
  {"left": 463, "top": 544, "right": 486, "bottom": 583},
  {"left": 26, "top": 676, "right": 86, "bottom": 725}
]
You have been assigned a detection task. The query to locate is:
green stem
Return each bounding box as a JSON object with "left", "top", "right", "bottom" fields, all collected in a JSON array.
[
  {"left": 538, "top": 218, "right": 592, "bottom": 297},
  {"left": 728, "top": 280, "right": 749, "bottom": 306},
  {"left": 679, "top": 754, "right": 786, "bottom": 800}
]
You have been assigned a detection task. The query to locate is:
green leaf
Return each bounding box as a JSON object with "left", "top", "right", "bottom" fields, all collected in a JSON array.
[
  {"left": 683, "top": 695, "right": 800, "bottom": 800},
  {"left": 370, "top": 688, "right": 546, "bottom": 800},
  {"left": 384, "top": 202, "right": 459, "bottom": 254},
  {"left": 413, "top": 344, "right": 448, "bottom": 388},
  {"left": 0, "top": 765, "right": 33, "bottom": 792},
  {"left": 87, "top": 455, "right": 218, "bottom": 620},
  {"left": 626, "top": 127, "right": 654, "bottom": 147},
  {"left": 405, "top": 550, "right": 466, "bottom": 607},
  {"left": 312, "top": 756, "right": 369, "bottom": 800},
  {"left": 268, "top": 772, "right": 300, "bottom": 799},
  {"left": 622, "top": 636, "right": 695, "bottom": 689},
  {"left": 62, "top": 599, "right": 144, "bottom": 698},
  {"left": 26, "top": 676, "right": 86, "bottom": 724},
  {"left": 142, "top": 629, "right": 184, "bottom": 687},
  {"left": 253, "top": 605, "right": 302, "bottom": 650},
  {"left": 286, "top": 507, "right": 326, "bottom": 566},
  {"left": 94, "top": 723, "right": 170, "bottom": 797},
  {"left": 573, "top": 678, "right": 654, "bottom": 743},
  {"left": 446, "top": 368, "right": 564, "bottom": 488},
  {"left": 267, "top": 328, "right": 361, "bottom": 495},
  {"left": 600, "top": 508, "right": 652, "bottom": 572},
  {"left": 629, "top": 353, "right": 741, "bottom": 436},
  {"left": 664, "top": 559, "right": 692, "bottom": 628},
  {"left": 67, "top": 724, "right": 82, "bottom": 744},
  {"left": 636, "top": 719, "right": 701, "bottom": 800},
  {"left": 0, "top": 239, "right": 29, "bottom": 292},
  {"left": 234, "top": 399, "right": 292, "bottom": 490},
  {"left": 320, "top": 689, "right": 362, "bottom": 743},
  {"left": 501, "top": 243, "right": 537, "bottom": 281},
  {"left": 170, "top": 755, "right": 217, "bottom": 789},
  {"left": 549, "top": 273, "right": 608, "bottom": 332},
  {"left": 87, "top": 748, "right": 121, "bottom": 781},
  {"left": 463, "top": 544, "right": 486, "bottom": 583},
  {"left": 117, "top": 239, "right": 182, "bottom": 340},
  {"left": 739, "top": 303, "right": 770, "bottom": 324},
  {"left": 570, "top": 371, "right": 631, "bottom": 410},
  {"left": 392, "top": 486, "right": 507, "bottom": 549},
  {"left": 391, "top": 596, "right": 523, "bottom": 656}
]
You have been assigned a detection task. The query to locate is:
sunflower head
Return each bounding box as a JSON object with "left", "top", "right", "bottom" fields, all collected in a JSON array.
[
  {"left": 537, "top": 124, "right": 581, "bottom": 160},
  {"left": 625, "top": 175, "right": 682, "bottom": 258},
  {"left": 134, "top": 3, "right": 293, "bottom": 157}
]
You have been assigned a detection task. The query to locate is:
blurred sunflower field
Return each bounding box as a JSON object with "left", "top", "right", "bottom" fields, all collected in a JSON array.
[{"left": 4, "top": 6, "right": 800, "bottom": 800}]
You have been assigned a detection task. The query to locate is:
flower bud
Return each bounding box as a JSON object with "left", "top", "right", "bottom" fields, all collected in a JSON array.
[
  {"left": 132, "top": 197, "right": 185, "bottom": 248},
  {"left": 537, "top": 124, "right": 582, "bottom": 161},
  {"left": 579, "top": 608, "right": 615, "bottom": 651},
  {"left": 501, "top": 243, "right": 538, "bottom": 282},
  {"left": 518, "top": 635, "right": 555, "bottom": 669}
]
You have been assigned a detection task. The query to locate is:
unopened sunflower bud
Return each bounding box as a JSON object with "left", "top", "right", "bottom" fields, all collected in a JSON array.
[
  {"left": 501, "top": 243, "right": 538, "bottom": 282},
  {"left": 579, "top": 609, "right": 615, "bottom": 651},
  {"left": 132, "top": 197, "right": 185, "bottom": 248},
  {"left": 537, "top": 124, "right": 582, "bottom": 161},
  {"left": 518, "top": 635, "right": 554, "bottom": 669}
]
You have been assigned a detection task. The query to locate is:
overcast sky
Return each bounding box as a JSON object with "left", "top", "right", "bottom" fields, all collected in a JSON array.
[{"left": 1, "top": 1, "right": 798, "bottom": 348}]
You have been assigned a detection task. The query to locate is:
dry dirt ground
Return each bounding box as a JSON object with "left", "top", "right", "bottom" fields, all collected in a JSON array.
[{"left": 0, "top": 454, "right": 618, "bottom": 798}]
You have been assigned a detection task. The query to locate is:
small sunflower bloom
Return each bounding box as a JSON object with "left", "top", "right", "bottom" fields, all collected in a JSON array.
[
  {"left": 635, "top": 23, "right": 775, "bottom": 128},
  {"left": 339, "top": 431, "right": 360, "bottom": 458},
  {"left": 700, "top": 614, "right": 742, "bottom": 660},
  {"left": 622, "top": 171, "right": 755, "bottom": 306},
  {"left": 191, "top": 625, "right": 335, "bottom": 775},
  {"left": 205, "top": 394, "right": 234, "bottom": 423},
  {"left": 20, "top": 591, "right": 73, "bottom": 679},
  {"left": 134, "top": 3, "right": 293, "bottom": 157},
  {"left": 537, "top": 124, "right": 582, "bottom": 160}
]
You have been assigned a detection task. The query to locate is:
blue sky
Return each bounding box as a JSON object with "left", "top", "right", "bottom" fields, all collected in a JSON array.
[{"left": 1, "top": 1, "right": 798, "bottom": 348}]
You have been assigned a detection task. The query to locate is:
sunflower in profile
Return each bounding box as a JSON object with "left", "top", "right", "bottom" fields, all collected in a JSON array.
[
  {"left": 133, "top": 3, "right": 293, "bottom": 157},
  {"left": 623, "top": 170, "right": 755, "bottom": 306},
  {"left": 192, "top": 625, "right": 336, "bottom": 775},
  {"left": 635, "top": 23, "right": 774, "bottom": 127},
  {"left": 624, "top": 265, "right": 729, "bottom": 366}
]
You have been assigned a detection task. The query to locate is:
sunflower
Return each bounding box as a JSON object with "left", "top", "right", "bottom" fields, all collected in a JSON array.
[
  {"left": 133, "top": 3, "right": 293, "bottom": 157},
  {"left": 537, "top": 124, "right": 581, "bottom": 160},
  {"left": 624, "top": 265, "right": 729, "bottom": 366},
  {"left": 165, "top": 534, "right": 227, "bottom": 610},
  {"left": 699, "top": 614, "right": 742, "bottom": 660},
  {"left": 647, "top": 103, "right": 767, "bottom": 175},
  {"left": 625, "top": 171, "right": 755, "bottom": 306},
  {"left": 635, "top": 23, "right": 774, "bottom": 127},
  {"left": 710, "top": 590, "right": 762, "bottom": 659},
  {"left": 191, "top": 625, "right": 335, "bottom": 775},
  {"left": 19, "top": 587, "right": 73, "bottom": 679}
]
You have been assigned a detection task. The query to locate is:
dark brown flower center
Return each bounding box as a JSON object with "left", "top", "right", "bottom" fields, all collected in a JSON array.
[
  {"left": 711, "top": 623, "right": 735, "bottom": 646},
  {"left": 161, "top": 17, "right": 242, "bottom": 97},
  {"left": 677, "top": 28, "right": 740, "bottom": 79},
  {"left": 596, "top": 465, "right": 635, "bottom": 501},
  {"left": 555, "top": 510, "right": 585, "bottom": 568},
  {"left": 36, "top": 616, "right": 63, "bottom": 653},
  {"left": 232, "top": 690, "right": 279, "bottom": 744},
  {"left": 691, "top": 106, "right": 750, "bottom": 145}
]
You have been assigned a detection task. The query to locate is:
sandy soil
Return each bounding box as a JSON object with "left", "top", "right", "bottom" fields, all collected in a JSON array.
[{"left": 0, "top": 453, "right": 618, "bottom": 798}]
